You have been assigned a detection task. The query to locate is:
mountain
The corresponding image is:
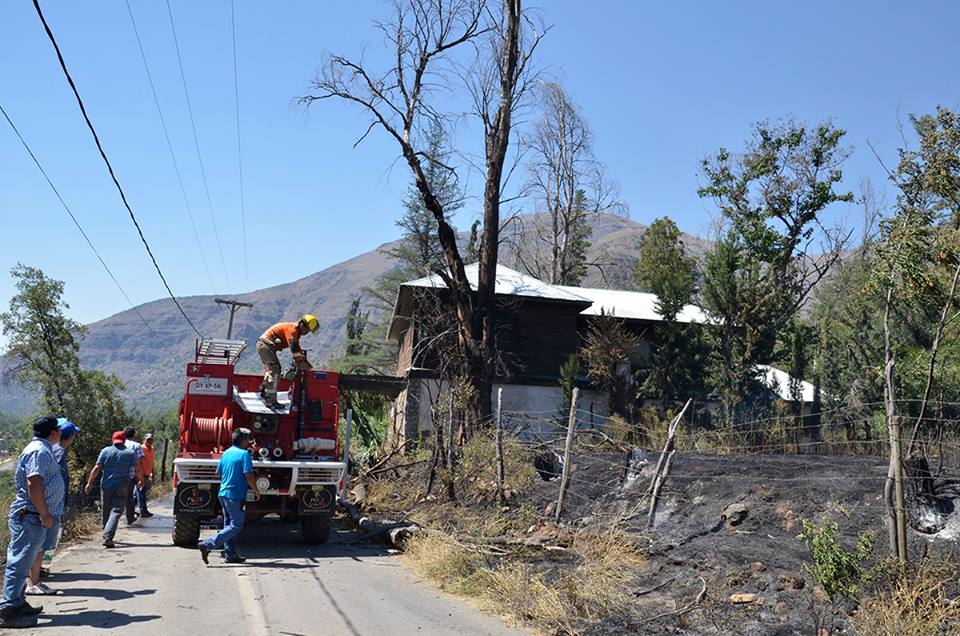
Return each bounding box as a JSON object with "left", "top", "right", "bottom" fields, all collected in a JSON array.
[{"left": 0, "top": 213, "right": 707, "bottom": 413}]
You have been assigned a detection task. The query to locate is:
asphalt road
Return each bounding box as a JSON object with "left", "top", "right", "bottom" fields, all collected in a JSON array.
[{"left": 22, "top": 496, "right": 527, "bottom": 636}]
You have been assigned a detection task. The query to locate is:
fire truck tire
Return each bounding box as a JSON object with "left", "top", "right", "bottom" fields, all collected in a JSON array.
[
  {"left": 300, "top": 514, "right": 331, "bottom": 544},
  {"left": 172, "top": 514, "right": 201, "bottom": 547}
]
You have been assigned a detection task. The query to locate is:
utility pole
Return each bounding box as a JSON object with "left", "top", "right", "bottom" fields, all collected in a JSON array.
[{"left": 214, "top": 298, "right": 252, "bottom": 339}]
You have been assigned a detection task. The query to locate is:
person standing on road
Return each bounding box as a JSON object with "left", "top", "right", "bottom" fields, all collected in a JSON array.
[
  {"left": 84, "top": 431, "right": 142, "bottom": 549},
  {"left": 198, "top": 428, "right": 260, "bottom": 565},
  {"left": 0, "top": 415, "right": 65, "bottom": 629},
  {"left": 26, "top": 419, "right": 80, "bottom": 597},
  {"left": 134, "top": 434, "right": 156, "bottom": 518},
  {"left": 122, "top": 426, "right": 144, "bottom": 525}
]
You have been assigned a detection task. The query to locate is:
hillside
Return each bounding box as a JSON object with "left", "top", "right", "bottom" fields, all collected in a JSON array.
[{"left": 0, "top": 213, "right": 706, "bottom": 413}]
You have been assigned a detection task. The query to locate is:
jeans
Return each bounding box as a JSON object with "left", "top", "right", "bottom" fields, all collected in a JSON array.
[
  {"left": 1, "top": 512, "right": 46, "bottom": 611},
  {"left": 134, "top": 477, "right": 152, "bottom": 514},
  {"left": 201, "top": 496, "right": 245, "bottom": 558},
  {"left": 125, "top": 478, "right": 137, "bottom": 523},
  {"left": 101, "top": 483, "right": 128, "bottom": 541}
]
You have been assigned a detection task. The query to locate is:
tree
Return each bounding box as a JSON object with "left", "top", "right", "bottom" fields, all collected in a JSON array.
[
  {"left": 0, "top": 265, "right": 134, "bottom": 481},
  {"left": 580, "top": 311, "right": 640, "bottom": 414},
  {"left": 517, "top": 83, "right": 622, "bottom": 286},
  {"left": 0, "top": 264, "right": 83, "bottom": 413},
  {"left": 302, "top": 0, "right": 544, "bottom": 433},
  {"left": 869, "top": 107, "right": 960, "bottom": 562},
  {"left": 635, "top": 217, "right": 704, "bottom": 401},
  {"left": 698, "top": 120, "right": 853, "bottom": 424}
]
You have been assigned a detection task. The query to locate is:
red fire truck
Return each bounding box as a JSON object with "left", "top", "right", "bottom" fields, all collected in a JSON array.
[{"left": 172, "top": 339, "right": 346, "bottom": 546}]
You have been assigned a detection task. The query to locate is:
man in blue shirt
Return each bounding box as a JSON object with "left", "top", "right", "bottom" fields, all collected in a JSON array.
[
  {"left": 198, "top": 428, "right": 260, "bottom": 564},
  {"left": 84, "top": 431, "right": 142, "bottom": 548},
  {"left": 26, "top": 419, "right": 80, "bottom": 597},
  {"left": 0, "top": 415, "right": 65, "bottom": 629}
]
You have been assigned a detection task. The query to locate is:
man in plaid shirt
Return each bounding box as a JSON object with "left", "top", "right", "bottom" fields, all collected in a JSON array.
[{"left": 0, "top": 415, "right": 65, "bottom": 629}]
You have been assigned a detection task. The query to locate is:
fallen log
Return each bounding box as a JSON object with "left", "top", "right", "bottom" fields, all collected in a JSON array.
[{"left": 337, "top": 496, "right": 422, "bottom": 547}]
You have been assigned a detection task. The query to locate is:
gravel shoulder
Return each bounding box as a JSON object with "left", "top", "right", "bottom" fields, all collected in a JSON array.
[{"left": 21, "top": 496, "right": 528, "bottom": 636}]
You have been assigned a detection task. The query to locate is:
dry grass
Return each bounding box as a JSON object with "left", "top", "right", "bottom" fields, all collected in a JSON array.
[
  {"left": 850, "top": 559, "right": 960, "bottom": 635},
  {"left": 405, "top": 526, "right": 645, "bottom": 635},
  {"left": 60, "top": 510, "right": 100, "bottom": 543}
]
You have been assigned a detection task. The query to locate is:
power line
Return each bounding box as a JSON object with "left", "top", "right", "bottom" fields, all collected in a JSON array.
[
  {"left": 164, "top": 0, "right": 232, "bottom": 292},
  {"left": 230, "top": 0, "right": 249, "bottom": 289},
  {"left": 31, "top": 0, "right": 203, "bottom": 339},
  {"left": 0, "top": 101, "right": 176, "bottom": 360},
  {"left": 124, "top": 0, "right": 217, "bottom": 294}
]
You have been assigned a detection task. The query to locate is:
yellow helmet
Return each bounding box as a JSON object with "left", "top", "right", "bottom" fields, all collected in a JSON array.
[{"left": 301, "top": 314, "right": 319, "bottom": 332}]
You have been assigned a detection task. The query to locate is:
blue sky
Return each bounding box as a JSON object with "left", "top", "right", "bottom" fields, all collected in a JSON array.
[{"left": 1, "top": 1, "right": 957, "bottom": 342}]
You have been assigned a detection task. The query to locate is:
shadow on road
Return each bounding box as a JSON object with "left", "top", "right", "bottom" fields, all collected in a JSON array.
[
  {"left": 60, "top": 587, "right": 156, "bottom": 601},
  {"left": 46, "top": 573, "right": 135, "bottom": 583},
  {"left": 33, "top": 610, "right": 161, "bottom": 629}
]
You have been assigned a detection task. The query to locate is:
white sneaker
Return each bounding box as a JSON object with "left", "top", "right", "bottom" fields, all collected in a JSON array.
[{"left": 25, "top": 583, "right": 59, "bottom": 596}]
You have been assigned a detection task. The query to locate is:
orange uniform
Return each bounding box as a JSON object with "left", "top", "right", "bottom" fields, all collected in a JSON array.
[
  {"left": 260, "top": 322, "right": 301, "bottom": 351},
  {"left": 140, "top": 444, "right": 155, "bottom": 477}
]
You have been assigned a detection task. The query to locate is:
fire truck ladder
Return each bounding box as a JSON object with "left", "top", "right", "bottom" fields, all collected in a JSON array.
[{"left": 195, "top": 338, "right": 246, "bottom": 365}]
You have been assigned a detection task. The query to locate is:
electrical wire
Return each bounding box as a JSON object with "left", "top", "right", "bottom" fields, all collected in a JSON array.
[
  {"left": 230, "top": 0, "right": 249, "bottom": 289},
  {"left": 164, "top": 0, "right": 232, "bottom": 292},
  {"left": 0, "top": 101, "right": 176, "bottom": 360},
  {"left": 31, "top": 0, "right": 203, "bottom": 338},
  {"left": 124, "top": 0, "right": 217, "bottom": 294}
]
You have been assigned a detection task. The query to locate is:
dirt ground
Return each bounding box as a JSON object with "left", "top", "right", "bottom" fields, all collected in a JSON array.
[{"left": 366, "top": 447, "right": 960, "bottom": 635}]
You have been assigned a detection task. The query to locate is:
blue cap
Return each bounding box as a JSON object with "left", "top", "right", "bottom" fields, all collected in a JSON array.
[{"left": 57, "top": 418, "right": 80, "bottom": 440}]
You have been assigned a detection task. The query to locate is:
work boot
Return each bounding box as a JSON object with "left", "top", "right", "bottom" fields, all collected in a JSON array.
[
  {"left": 0, "top": 609, "right": 37, "bottom": 629},
  {"left": 224, "top": 555, "right": 246, "bottom": 564},
  {"left": 198, "top": 541, "right": 210, "bottom": 565},
  {"left": 15, "top": 601, "right": 42, "bottom": 615},
  {"left": 103, "top": 539, "right": 115, "bottom": 548}
]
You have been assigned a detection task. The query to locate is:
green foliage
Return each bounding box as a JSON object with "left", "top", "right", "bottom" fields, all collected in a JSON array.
[
  {"left": 698, "top": 120, "right": 853, "bottom": 424},
  {"left": 1, "top": 264, "right": 85, "bottom": 413},
  {"left": 0, "top": 265, "right": 136, "bottom": 478},
  {"left": 635, "top": 217, "right": 698, "bottom": 319},
  {"left": 797, "top": 517, "right": 875, "bottom": 601},
  {"left": 634, "top": 217, "right": 706, "bottom": 401},
  {"left": 557, "top": 353, "right": 580, "bottom": 416}
]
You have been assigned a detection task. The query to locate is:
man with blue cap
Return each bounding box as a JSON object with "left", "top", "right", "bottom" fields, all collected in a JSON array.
[
  {"left": 0, "top": 415, "right": 65, "bottom": 628},
  {"left": 26, "top": 418, "right": 80, "bottom": 597}
]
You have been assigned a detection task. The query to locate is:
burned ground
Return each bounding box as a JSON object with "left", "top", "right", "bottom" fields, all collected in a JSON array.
[{"left": 358, "top": 446, "right": 960, "bottom": 635}]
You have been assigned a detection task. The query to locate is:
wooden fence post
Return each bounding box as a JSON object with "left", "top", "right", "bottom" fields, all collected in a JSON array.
[
  {"left": 160, "top": 439, "right": 170, "bottom": 482},
  {"left": 495, "top": 387, "right": 505, "bottom": 506},
  {"left": 555, "top": 388, "right": 580, "bottom": 523},
  {"left": 647, "top": 399, "right": 692, "bottom": 529},
  {"left": 892, "top": 415, "right": 907, "bottom": 563}
]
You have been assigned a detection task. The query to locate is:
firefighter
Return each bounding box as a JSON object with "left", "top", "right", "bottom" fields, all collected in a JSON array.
[{"left": 256, "top": 314, "right": 319, "bottom": 407}]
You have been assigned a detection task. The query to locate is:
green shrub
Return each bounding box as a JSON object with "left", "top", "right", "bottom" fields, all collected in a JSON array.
[{"left": 797, "top": 517, "right": 875, "bottom": 601}]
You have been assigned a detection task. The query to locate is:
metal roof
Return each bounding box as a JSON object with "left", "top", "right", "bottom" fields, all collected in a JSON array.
[
  {"left": 403, "top": 264, "right": 591, "bottom": 303},
  {"left": 758, "top": 364, "right": 815, "bottom": 403},
  {"left": 555, "top": 285, "right": 709, "bottom": 324}
]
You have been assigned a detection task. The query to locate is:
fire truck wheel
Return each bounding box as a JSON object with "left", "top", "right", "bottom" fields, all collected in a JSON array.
[
  {"left": 172, "top": 514, "right": 201, "bottom": 547},
  {"left": 300, "top": 514, "right": 331, "bottom": 544}
]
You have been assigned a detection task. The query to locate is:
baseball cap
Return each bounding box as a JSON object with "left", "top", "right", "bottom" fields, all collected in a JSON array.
[
  {"left": 58, "top": 418, "right": 80, "bottom": 440},
  {"left": 144, "top": 433, "right": 154, "bottom": 440},
  {"left": 33, "top": 415, "right": 60, "bottom": 438},
  {"left": 112, "top": 431, "right": 127, "bottom": 444}
]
